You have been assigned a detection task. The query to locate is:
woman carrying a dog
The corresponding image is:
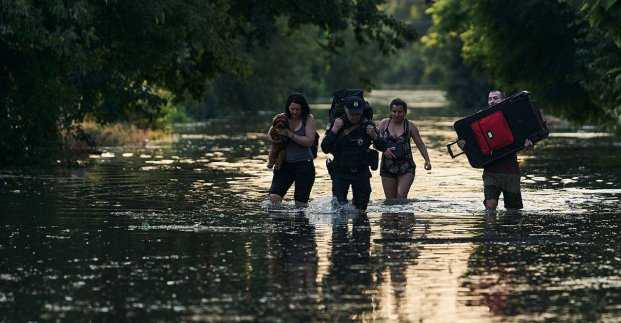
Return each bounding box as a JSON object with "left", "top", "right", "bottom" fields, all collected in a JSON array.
[
  {"left": 267, "top": 93, "right": 317, "bottom": 207},
  {"left": 377, "top": 98, "right": 432, "bottom": 200}
]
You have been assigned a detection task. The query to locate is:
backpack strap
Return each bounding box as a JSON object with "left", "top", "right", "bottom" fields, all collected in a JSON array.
[
  {"left": 405, "top": 119, "right": 413, "bottom": 151},
  {"left": 405, "top": 119, "right": 411, "bottom": 138}
]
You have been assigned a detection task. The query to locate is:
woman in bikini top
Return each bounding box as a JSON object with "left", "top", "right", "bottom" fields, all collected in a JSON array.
[{"left": 378, "top": 98, "right": 432, "bottom": 201}]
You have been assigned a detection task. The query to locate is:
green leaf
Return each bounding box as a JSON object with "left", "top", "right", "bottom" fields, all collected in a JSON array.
[
  {"left": 603, "top": 0, "right": 619, "bottom": 10},
  {"left": 607, "top": 67, "right": 621, "bottom": 76}
]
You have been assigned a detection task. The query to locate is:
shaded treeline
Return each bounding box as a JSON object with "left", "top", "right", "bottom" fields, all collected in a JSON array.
[
  {"left": 201, "top": 0, "right": 621, "bottom": 128},
  {"left": 0, "top": 0, "right": 416, "bottom": 165},
  {"left": 2, "top": 0, "right": 621, "bottom": 165},
  {"left": 423, "top": 0, "right": 621, "bottom": 126},
  {"left": 191, "top": 1, "right": 435, "bottom": 120}
]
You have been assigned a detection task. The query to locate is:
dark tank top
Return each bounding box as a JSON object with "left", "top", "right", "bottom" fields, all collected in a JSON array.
[
  {"left": 380, "top": 119, "right": 413, "bottom": 162},
  {"left": 285, "top": 120, "right": 313, "bottom": 162}
]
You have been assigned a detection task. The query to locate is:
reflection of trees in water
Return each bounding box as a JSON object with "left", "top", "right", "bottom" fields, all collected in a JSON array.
[
  {"left": 319, "top": 212, "right": 428, "bottom": 320},
  {"left": 373, "top": 212, "right": 420, "bottom": 317},
  {"left": 462, "top": 213, "right": 621, "bottom": 321},
  {"left": 265, "top": 212, "right": 319, "bottom": 321},
  {"left": 322, "top": 214, "right": 372, "bottom": 321},
  {"left": 377, "top": 213, "right": 419, "bottom": 297}
]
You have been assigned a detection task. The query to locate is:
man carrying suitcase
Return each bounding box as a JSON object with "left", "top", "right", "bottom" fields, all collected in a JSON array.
[{"left": 460, "top": 90, "right": 533, "bottom": 213}]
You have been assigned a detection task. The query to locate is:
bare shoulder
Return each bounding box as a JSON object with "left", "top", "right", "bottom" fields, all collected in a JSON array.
[
  {"left": 408, "top": 119, "right": 421, "bottom": 136},
  {"left": 378, "top": 118, "right": 389, "bottom": 128},
  {"left": 305, "top": 114, "right": 317, "bottom": 128}
]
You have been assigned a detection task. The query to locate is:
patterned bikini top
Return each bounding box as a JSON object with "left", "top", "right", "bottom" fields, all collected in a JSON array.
[{"left": 380, "top": 118, "right": 413, "bottom": 160}]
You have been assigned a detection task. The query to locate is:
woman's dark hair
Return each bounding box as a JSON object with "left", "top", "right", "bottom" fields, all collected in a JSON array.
[
  {"left": 284, "top": 93, "right": 311, "bottom": 121},
  {"left": 389, "top": 98, "right": 407, "bottom": 112}
]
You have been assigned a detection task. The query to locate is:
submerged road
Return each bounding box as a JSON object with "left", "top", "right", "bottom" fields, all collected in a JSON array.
[{"left": 1, "top": 90, "right": 620, "bottom": 321}]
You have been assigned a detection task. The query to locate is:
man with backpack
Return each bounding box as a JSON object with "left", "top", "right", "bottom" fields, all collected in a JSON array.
[{"left": 321, "top": 95, "right": 391, "bottom": 212}]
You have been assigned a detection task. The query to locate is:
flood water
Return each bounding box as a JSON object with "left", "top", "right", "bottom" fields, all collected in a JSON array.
[{"left": 1, "top": 90, "right": 620, "bottom": 322}]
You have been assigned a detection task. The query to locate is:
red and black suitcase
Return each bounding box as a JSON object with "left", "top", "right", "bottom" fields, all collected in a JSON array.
[
  {"left": 447, "top": 91, "right": 549, "bottom": 168},
  {"left": 470, "top": 111, "right": 514, "bottom": 156}
]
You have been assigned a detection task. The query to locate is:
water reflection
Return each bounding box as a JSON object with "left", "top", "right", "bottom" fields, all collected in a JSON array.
[
  {"left": 323, "top": 214, "right": 372, "bottom": 321},
  {"left": 265, "top": 211, "right": 320, "bottom": 321},
  {"left": 463, "top": 211, "right": 621, "bottom": 321},
  {"left": 373, "top": 212, "right": 419, "bottom": 321},
  {"left": 0, "top": 90, "right": 620, "bottom": 321}
]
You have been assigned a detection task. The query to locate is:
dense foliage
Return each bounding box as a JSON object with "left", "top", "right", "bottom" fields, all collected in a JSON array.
[
  {"left": 3, "top": 0, "right": 621, "bottom": 165},
  {"left": 423, "top": 0, "right": 621, "bottom": 125},
  {"left": 0, "top": 0, "right": 416, "bottom": 165},
  {"left": 193, "top": 0, "right": 433, "bottom": 118}
]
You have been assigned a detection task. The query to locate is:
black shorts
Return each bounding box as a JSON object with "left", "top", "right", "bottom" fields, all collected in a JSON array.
[
  {"left": 483, "top": 172, "right": 523, "bottom": 209},
  {"left": 379, "top": 157, "right": 415, "bottom": 178},
  {"left": 269, "top": 160, "right": 315, "bottom": 203}
]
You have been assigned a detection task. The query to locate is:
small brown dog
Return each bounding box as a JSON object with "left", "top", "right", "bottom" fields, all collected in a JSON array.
[{"left": 267, "top": 113, "right": 289, "bottom": 170}]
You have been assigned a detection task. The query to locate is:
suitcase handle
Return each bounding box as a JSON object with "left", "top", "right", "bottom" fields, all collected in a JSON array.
[{"left": 447, "top": 140, "right": 465, "bottom": 159}]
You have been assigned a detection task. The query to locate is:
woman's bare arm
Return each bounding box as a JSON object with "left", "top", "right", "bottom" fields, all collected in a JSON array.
[{"left": 410, "top": 120, "right": 431, "bottom": 164}]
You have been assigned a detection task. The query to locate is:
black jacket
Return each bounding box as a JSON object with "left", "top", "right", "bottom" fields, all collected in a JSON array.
[{"left": 321, "top": 120, "right": 387, "bottom": 174}]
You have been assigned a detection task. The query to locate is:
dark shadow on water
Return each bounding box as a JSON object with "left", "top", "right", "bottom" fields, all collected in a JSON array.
[
  {"left": 462, "top": 211, "right": 621, "bottom": 321},
  {"left": 2, "top": 104, "right": 621, "bottom": 321},
  {"left": 322, "top": 213, "right": 373, "bottom": 320},
  {"left": 375, "top": 212, "right": 420, "bottom": 310},
  {"left": 259, "top": 211, "right": 322, "bottom": 321}
]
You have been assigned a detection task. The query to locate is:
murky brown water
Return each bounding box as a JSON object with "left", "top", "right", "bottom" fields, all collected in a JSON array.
[{"left": 1, "top": 90, "right": 620, "bottom": 322}]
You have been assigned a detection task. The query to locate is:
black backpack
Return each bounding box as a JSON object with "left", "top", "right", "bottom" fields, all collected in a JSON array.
[
  {"left": 329, "top": 89, "right": 373, "bottom": 124},
  {"left": 327, "top": 89, "right": 378, "bottom": 169}
]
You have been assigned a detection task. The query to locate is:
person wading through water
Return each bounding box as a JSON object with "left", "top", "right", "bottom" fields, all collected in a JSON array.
[
  {"left": 321, "top": 96, "right": 389, "bottom": 212},
  {"left": 267, "top": 93, "right": 317, "bottom": 208},
  {"left": 376, "top": 98, "right": 432, "bottom": 201},
  {"left": 459, "top": 90, "right": 534, "bottom": 214}
]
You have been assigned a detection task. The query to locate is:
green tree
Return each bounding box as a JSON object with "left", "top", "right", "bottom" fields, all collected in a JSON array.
[
  {"left": 421, "top": 0, "right": 492, "bottom": 110},
  {"left": 582, "top": 0, "right": 621, "bottom": 47},
  {"left": 423, "top": 0, "right": 621, "bottom": 127},
  {"left": 0, "top": 0, "right": 416, "bottom": 165},
  {"left": 194, "top": 22, "right": 327, "bottom": 117},
  {"left": 579, "top": 0, "right": 621, "bottom": 127}
]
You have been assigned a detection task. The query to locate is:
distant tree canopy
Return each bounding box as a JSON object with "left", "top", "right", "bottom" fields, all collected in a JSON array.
[
  {"left": 4, "top": 0, "right": 621, "bottom": 165},
  {"left": 0, "top": 0, "right": 416, "bottom": 165},
  {"left": 423, "top": 0, "right": 621, "bottom": 128},
  {"left": 195, "top": 0, "right": 435, "bottom": 120}
]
